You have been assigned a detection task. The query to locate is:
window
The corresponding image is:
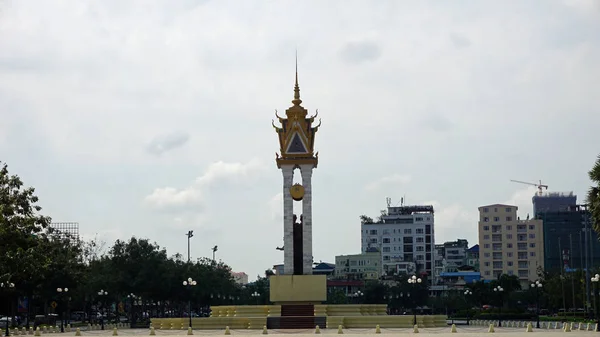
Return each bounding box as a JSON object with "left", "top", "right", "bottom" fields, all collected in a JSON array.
[
  {"left": 484, "top": 253, "right": 490, "bottom": 257},
  {"left": 518, "top": 270, "right": 529, "bottom": 277},
  {"left": 494, "top": 217, "right": 500, "bottom": 222},
  {"left": 518, "top": 243, "right": 527, "bottom": 250},
  {"left": 529, "top": 233, "right": 536, "bottom": 239},
  {"left": 484, "top": 244, "right": 490, "bottom": 248},
  {"left": 369, "top": 230, "right": 378, "bottom": 235},
  {"left": 416, "top": 228, "right": 424, "bottom": 234},
  {"left": 382, "top": 229, "right": 390, "bottom": 234},
  {"left": 530, "top": 252, "right": 536, "bottom": 257},
  {"left": 493, "top": 261, "right": 503, "bottom": 269},
  {"left": 416, "top": 237, "right": 424, "bottom": 243},
  {"left": 370, "top": 238, "right": 378, "bottom": 243},
  {"left": 529, "top": 243, "right": 536, "bottom": 248},
  {"left": 493, "top": 252, "right": 502, "bottom": 259},
  {"left": 505, "top": 207, "right": 512, "bottom": 212},
  {"left": 506, "top": 225, "right": 512, "bottom": 230},
  {"left": 404, "top": 229, "right": 412, "bottom": 234},
  {"left": 484, "top": 235, "right": 490, "bottom": 240},
  {"left": 484, "top": 262, "right": 490, "bottom": 267},
  {"left": 484, "top": 217, "right": 490, "bottom": 222},
  {"left": 416, "top": 254, "right": 424, "bottom": 261},
  {"left": 507, "top": 270, "right": 514, "bottom": 276},
  {"left": 485, "top": 271, "right": 491, "bottom": 276},
  {"left": 506, "top": 243, "right": 513, "bottom": 248},
  {"left": 494, "top": 208, "right": 498, "bottom": 212},
  {"left": 506, "top": 234, "right": 513, "bottom": 239},
  {"left": 507, "top": 260, "right": 513, "bottom": 266},
  {"left": 483, "top": 207, "right": 489, "bottom": 213},
  {"left": 383, "top": 238, "right": 391, "bottom": 243},
  {"left": 415, "top": 217, "right": 423, "bottom": 222},
  {"left": 383, "top": 247, "right": 390, "bottom": 252},
  {"left": 506, "top": 216, "right": 512, "bottom": 221},
  {"left": 483, "top": 225, "right": 490, "bottom": 230},
  {"left": 518, "top": 252, "right": 527, "bottom": 260},
  {"left": 507, "top": 252, "right": 513, "bottom": 257},
  {"left": 529, "top": 225, "right": 535, "bottom": 230},
  {"left": 416, "top": 246, "right": 424, "bottom": 252}
]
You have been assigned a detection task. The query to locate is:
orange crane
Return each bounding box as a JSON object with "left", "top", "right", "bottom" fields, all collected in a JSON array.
[{"left": 510, "top": 179, "right": 548, "bottom": 196}]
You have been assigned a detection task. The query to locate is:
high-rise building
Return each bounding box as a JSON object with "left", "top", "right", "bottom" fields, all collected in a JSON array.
[
  {"left": 334, "top": 248, "right": 382, "bottom": 280},
  {"left": 466, "top": 245, "right": 480, "bottom": 271},
  {"left": 50, "top": 222, "right": 80, "bottom": 243},
  {"left": 478, "top": 204, "right": 544, "bottom": 286},
  {"left": 360, "top": 205, "right": 435, "bottom": 283},
  {"left": 533, "top": 191, "right": 577, "bottom": 216}
]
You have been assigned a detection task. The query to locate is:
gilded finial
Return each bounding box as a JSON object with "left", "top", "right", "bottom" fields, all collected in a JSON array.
[{"left": 292, "top": 50, "right": 302, "bottom": 106}]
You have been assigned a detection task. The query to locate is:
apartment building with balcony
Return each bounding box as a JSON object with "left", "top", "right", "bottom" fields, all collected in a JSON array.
[
  {"left": 361, "top": 205, "right": 435, "bottom": 284},
  {"left": 478, "top": 204, "right": 544, "bottom": 287},
  {"left": 335, "top": 248, "right": 382, "bottom": 280}
]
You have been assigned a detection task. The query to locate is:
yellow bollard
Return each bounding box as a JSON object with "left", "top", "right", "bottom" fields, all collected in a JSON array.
[
  {"left": 375, "top": 325, "right": 381, "bottom": 334},
  {"left": 314, "top": 325, "right": 321, "bottom": 334},
  {"left": 262, "top": 325, "right": 268, "bottom": 335},
  {"left": 337, "top": 325, "right": 343, "bottom": 334},
  {"left": 224, "top": 326, "right": 231, "bottom": 335},
  {"left": 34, "top": 327, "right": 41, "bottom": 337},
  {"left": 413, "top": 324, "right": 419, "bottom": 333},
  {"left": 149, "top": 327, "right": 156, "bottom": 336},
  {"left": 526, "top": 322, "right": 533, "bottom": 332},
  {"left": 488, "top": 324, "right": 495, "bottom": 333},
  {"left": 187, "top": 327, "right": 193, "bottom": 335},
  {"left": 112, "top": 327, "right": 118, "bottom": 336},
  {"left": 75, "top": 328, "right": 81, "bottom": 336},
  {"left": 451, "top": 324, "right": 457, "bottom": 333}
]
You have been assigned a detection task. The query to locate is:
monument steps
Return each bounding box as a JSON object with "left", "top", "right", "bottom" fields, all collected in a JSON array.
[
  {"left": 281, "top": 304, "right": 314, "bottom": 317},
  {"left": 267, "top": 316, "right": 326, "bottom": 329}
]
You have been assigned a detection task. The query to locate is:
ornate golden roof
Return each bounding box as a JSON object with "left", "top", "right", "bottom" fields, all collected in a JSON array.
[{"left": 272, "top": 63, "right": 321, "bottom": 168}]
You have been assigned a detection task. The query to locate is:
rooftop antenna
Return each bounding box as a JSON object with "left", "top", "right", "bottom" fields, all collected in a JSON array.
[{"left": 386, "top": 197, "right": 391, "bottom": 207}]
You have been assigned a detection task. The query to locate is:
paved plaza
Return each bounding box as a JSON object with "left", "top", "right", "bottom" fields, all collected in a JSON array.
[{"left": 20, "top": 327, "right": 597, "bottom": 336}]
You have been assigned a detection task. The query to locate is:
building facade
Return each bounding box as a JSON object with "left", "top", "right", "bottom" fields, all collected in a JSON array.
[
  {"left": 334, "top": 248, "right": 382, "bottom": 280},
  {"left": 478, "top": 204, "right": 544, "bottom": 285},
  {"left": 466, "top": 244, "right": 480, "bottom": 271},
  {"left": 361, "top": 205, "right": 435, "bottom": 283},
  {"left": 231, "top": 272, "right": 249, "bottom": 285}
]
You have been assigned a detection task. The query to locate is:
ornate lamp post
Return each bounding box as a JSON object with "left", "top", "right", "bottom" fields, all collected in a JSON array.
[
  {"left": 97, "top": 290, "right": 108, "bottom": 330},
  {"left": 251, "top": 291, "right": 260, "bottom": 305},
  {"left": 464, "top": 289, "right": 473, "bottom": 325},
  {"left": 56, "top": 287, "right": 69, "bottom": 333},
  {"left": 530, "top": 280, "right": 543, "bottom": 328},
  {"left": 493, "top": 286, "right": 504, "bottom": 327},
  {"left": 1, "top": 282, "right": 15, "bottom": 337},
  {"left": 126, "top": 293, "right": 139, "bottom": 328},
  {"left": 408, "top": 275, "right": 422, "bottom": 326},
  {"left": 183, "top": 278, "right": 197, "bottom": 328},
  {"left": 592, "top": 275, "right": 599, "bottom": 331}
]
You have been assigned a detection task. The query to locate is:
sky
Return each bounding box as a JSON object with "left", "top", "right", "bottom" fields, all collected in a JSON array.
[{"left": 1, "top": 0, "right": 599, "bottom": 281}]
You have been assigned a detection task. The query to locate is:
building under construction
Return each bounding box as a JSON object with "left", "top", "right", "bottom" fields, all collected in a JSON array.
[{"left": 50, "top": 222, "right": 80, "bottom": 243}]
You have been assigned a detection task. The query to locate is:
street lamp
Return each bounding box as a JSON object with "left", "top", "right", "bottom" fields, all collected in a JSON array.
[
  {"left": 56, "top": 288, "right": 69, "bottom": 333},
  {"left": 464, "top": 290, "right": 473, "bottom": 325},
  {"left": 530, "top": 280, "right": 543, "bottom": 328},
  {"left": 183, "top": 278, "right": 197, "bottom": 328},
  {"left": 591, "top": 274, "right": 599, "bottom": 330},
  {"left": 251, "top": 291, "right": 261, "bottom": 305},
  {"left": 408, "top": 275, "right": 422, "bottom": 327},
  {"left": 127, "top": 293, "right": 139, "bottom": 328},
  {"left": 493, "top": 286, "right": 504, "bottom": 327},
  {"left": 1, "top": 282, "right": 15, "bottom": 337},
  {"left": 97, "top": 289, "right": 108, "bottom": 330}
]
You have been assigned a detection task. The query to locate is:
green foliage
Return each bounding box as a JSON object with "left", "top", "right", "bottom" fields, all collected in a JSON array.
[{"left": 589, "top": 154, "right": 600, "bottom": 232}]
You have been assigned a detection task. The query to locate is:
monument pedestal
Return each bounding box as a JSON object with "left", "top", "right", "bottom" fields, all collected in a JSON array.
[
  {"left": 269, "top": 274, "right": 327, "bottom": 303},
  {"left": 268, "top": 275, "right": 327, "bottom": 329}
]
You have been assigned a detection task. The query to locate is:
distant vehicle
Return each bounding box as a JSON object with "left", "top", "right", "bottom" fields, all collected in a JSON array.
[{"left": 0, "top": 316, "right": 10, "bottom": 328}]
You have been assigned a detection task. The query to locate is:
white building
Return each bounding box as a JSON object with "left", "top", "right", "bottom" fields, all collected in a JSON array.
[
  {"left": 231, "top": 272, "right": 249, "bottom": 285},
  {"left": 360, "top": 205, "right": 435, "bottom": 284}
]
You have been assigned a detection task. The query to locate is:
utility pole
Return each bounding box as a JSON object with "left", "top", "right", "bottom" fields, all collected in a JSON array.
[
  {"left": 212, "top": 245, "right": 218, "bottom": 261},
  {"left": 186, "top": 231, "right": 194, "bottom": 263}
]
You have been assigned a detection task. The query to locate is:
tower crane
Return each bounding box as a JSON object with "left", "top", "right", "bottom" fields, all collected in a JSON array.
[{"left": 510, "top": 179, "right": 548, "bottom": 196}]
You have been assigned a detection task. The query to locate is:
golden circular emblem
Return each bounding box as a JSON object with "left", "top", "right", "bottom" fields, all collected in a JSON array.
[{"left": 289, "top": 183, "right": 305, "bottom": 201}]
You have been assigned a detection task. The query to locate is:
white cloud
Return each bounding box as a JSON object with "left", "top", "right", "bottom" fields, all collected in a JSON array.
[
  {"left": 268, "top": 192, "right": 283, "bottom": 222},
  {"left": 144, "top": 158, "right": 266, "bottom": 212},
  {"left": 146, "top": 131, "right": 190, "bottom": 156},
  {"left": 365, "top": 174, "right": 412, "bottom": 191}
]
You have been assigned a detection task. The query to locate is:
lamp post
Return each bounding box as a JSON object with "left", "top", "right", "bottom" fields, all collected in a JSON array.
[
  {"left": 56, "top": 288, "right": 69, "bottom": 333},
  {"left": 493, "top": 286, "right": 504, "bottom": 327},
  {"left": 183, "top": 278, "right": 197, "bottom": 328},
  {"left": 1, "top": 282, "right": 15, "bottom": 337},
  {"left": 592, "top": 274, "right": 599, "bottom": 331},
  {"left": 126, "top": 293, "right": 139, "bottom": 328},
  {"left": 464, "top": 289, "right": 473, "bottom": 325},
  {"left": 408, "top": 275, "right": 422, "bottom": 327},
  {"left": 251, "top": 291, "right": 260, "bottom": 305},
  {"left": 97, "top": 290, "right": 108, "bottom": 330},
  {"left": 530, "top": 280, "right": 543, "bottom": 328}
]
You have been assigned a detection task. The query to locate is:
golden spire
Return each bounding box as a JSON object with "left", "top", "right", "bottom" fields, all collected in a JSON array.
[{"left": 292, "top": 51, "right": 302, "bottom": 106}]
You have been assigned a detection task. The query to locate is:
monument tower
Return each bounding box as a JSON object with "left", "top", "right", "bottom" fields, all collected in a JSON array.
[{"left": 272, "top": 63, "right": 321, "bottom": 276}]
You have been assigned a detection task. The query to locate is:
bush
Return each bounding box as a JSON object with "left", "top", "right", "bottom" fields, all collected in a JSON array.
[{"left": 475, "top": 312, "right": 535, "bottom": 320}]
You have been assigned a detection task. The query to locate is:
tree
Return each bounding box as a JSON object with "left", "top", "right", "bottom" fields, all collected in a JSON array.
[
  {"left": 588, "top": 155, "right": 600, "bottom": 232},
  {"left": 0, "top": 161, "right": 52, "bottom": 284}
]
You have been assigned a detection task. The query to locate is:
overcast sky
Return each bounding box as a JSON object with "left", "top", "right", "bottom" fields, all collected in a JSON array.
[{"left": 1, "top": 0, "right": 599, "bottom": 281}]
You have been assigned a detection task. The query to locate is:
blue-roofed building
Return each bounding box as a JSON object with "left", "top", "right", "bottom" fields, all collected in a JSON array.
[
  {"left": 467, "top": 244, "right": 480, "bottom": 271},
  {"left": 430, "top": 271, "right": 482, "bottom": 295}
]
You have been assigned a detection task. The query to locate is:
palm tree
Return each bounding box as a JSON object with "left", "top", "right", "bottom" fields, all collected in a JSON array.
[{"left": 588, "top": 155, "right": 600, "bottom": 232}]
